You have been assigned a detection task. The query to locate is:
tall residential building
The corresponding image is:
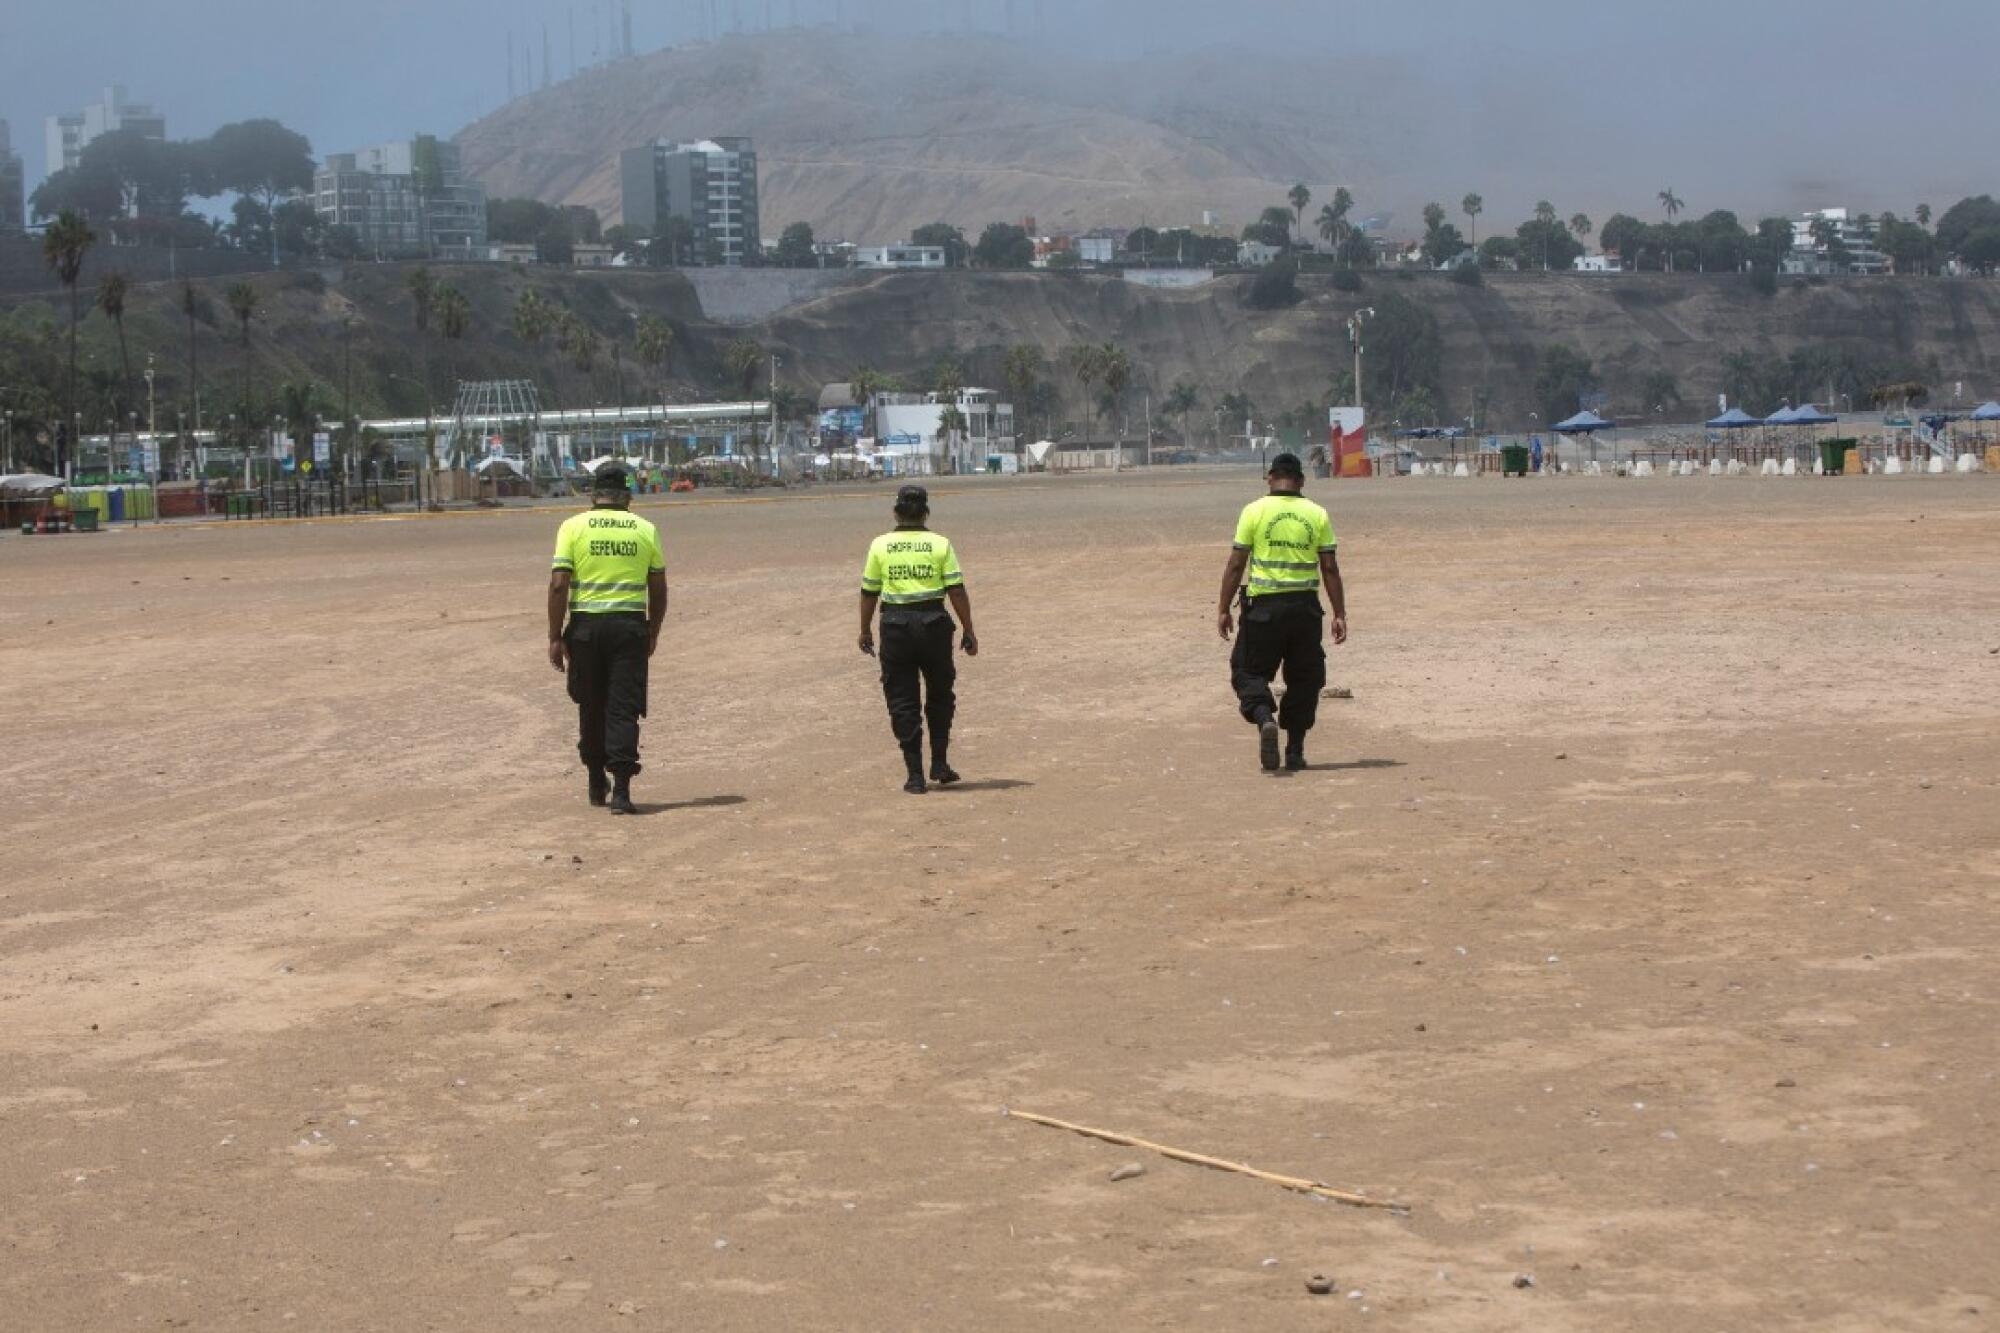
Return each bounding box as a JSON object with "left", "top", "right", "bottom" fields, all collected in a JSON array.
[
  {"left": 44, "top": 86, "right": 166, "bottom": 176},
  {"left": 1786, "top": 208, "right": 1888, "bottom": 276},
  {"left": 618, "top": 137, "right": 759, "bottom": 266},
  {"left": 312, "top": 136, "right": 488, "bottom": 258},
  {"left": 0, "top": 121, "right": 24, "bottom": 231}
]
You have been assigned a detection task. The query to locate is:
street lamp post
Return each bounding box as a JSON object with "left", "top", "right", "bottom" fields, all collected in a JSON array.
[{"left": 145, "top": 355, "right": 159, "bottom": 520}]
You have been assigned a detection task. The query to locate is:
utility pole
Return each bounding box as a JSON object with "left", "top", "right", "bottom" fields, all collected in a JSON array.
[
  {"left": 145, "top": 354, "right": 157, "bottom": 519},
  {"left": 1144, "top": 389, "right": 1153, "bottom": 467},
  {"left": 768, "top": 352, "right": 780, "bottom": 478},
  {"left": 342, "top": 317, "right": 354, "bottom": 482}
]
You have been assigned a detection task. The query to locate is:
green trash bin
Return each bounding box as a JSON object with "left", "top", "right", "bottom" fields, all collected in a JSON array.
[
  {"left": 1818, "top": 441, "right": 1845, "bottom": 475},
  {"left": 71, "top": 506, "right": 100, "bottom": 532},
  {"left": 1501, "top": 444, "right": 1531, "bottom": 476}
]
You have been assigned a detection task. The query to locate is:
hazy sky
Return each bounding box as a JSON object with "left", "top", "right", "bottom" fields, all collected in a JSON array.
[{"left": 5, "top": 0, "right": 1994, "bottom": 222}]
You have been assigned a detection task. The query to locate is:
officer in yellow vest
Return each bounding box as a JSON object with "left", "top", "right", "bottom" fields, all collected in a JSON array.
[
  {"left": 547, "top": 465, "right": 668, "bottom": 813},
  {"left": 859, "top": 485, "right": 979, "bottom": 793},
  {"left": 1215, "top": 452, "right": 1347, "bottom": 771}
]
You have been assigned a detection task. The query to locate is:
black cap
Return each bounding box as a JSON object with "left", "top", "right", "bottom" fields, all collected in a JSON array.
[
  {"left": 894, "top": 484, "right": 930, "bottom": 515},
  {"left": 593, "top": 463, "right": 631, "bottom": 493},
  {"left": 1267, "top": 452, "right": 1305, "bottom": 480}
]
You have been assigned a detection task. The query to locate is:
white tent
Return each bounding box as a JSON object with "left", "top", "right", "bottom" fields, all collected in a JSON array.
[
  {"left": 473, "top": 456, "right": 529, "bottom": 477},
  {"left": 0, "top": 473, "right": 65, "bottom": 495},
  {"left": 1025, "top": 440, "right": 1057, "bottom": 466}
]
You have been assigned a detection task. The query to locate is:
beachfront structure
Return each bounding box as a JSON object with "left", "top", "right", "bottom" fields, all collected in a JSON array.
[
  {"left": 854, "top": 244, "right": 946, "bottom": 269},
  {"left": 872, "top": 388, "right": 1017, "bottom": 474},
  {"left": 43, "top": 86, "right": 166, "bottom": 177},
  {"left": 312, "top": 136, "right": 489, "bottom": 259},
  {"left": 618, "top": 137, "right": 759, "bottom": 266},
  {"left": 0, "top": 122, "right": 23, "bottom": 232}
]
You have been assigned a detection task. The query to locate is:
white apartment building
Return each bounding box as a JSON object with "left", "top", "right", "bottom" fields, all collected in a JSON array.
[
  {"left": 1785, "top": 208, "right": 1888, "bottom": 276},
  {"left": 618, "top": 137, "right": 759, "bottom": 266},
  {"left": 45, "top": 86, "right": 165, "bottom": 177},
  {"left": 854, "top": 244, "right": 946, "bottom": 269},
  {"left": 313, "top": 136, "right": 488, "bottom": 258}
]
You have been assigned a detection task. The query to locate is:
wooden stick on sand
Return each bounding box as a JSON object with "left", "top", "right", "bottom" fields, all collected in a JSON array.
[{"left": 1003, "top": 1108, "right": 1409, "bottom": 1214}]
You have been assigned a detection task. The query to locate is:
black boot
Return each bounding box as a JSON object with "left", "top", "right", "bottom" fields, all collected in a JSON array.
[
  {"left": 902, "top": 741, "right": 928, "bottom": 795},
  {"left": 929, "top": 732, "right": 960, "bottom": 786},
  {"left": 1285, "top": 731, "right": 1308, "bottom": 771},
  {"left": 587, "top": 767, "right": 609, "bottom": 807},
  {"left": 1256, "top": 708, "right": 1281, "bottom": 771},
  {"left": 608, "top": 773, "right": 637, "bottom": 815}
]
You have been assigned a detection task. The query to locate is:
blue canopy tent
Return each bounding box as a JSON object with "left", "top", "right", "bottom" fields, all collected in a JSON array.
[
  {"left": 1552, "top": 410, "right": 1616, "bottom": 465},
  {"left": 1793, "top": 405, "right": 1838, "bottom": 426},
  {"left": 1762, "top": 405, "right": 1802, "bottom": 425},
  {"left": 1553, "top": 410, "right": 1615, "bottom": 433},
  {"left": 1971, "top": 401, "right": 2000, "bottom": 422},
  {"left": 1705, "top": 407, "right": 1764, "bottom": 429}
]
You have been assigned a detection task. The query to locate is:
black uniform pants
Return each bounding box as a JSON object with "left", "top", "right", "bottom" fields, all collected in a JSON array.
[
  {"left": 1231, "top": 593, "right": 1326, "bottom": 734},
  {"left": 879, "top": 614, "right": 956, "bottom": 755},
  {"left": 566, "top": 612, "right": 650, "bottom": 776}
]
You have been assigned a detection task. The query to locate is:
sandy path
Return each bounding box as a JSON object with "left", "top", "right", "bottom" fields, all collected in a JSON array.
[{"left": 1, "top": 472, "right": 1996, "bottom": 1330}]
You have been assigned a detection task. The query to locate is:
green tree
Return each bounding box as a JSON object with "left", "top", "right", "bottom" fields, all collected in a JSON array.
[
  {"left": 774, "top": 221, "right": 817, "bottom": 268},
  {"left": 1365, "top": 292, "right": 1443, "bottom": 407},
  {"left": 1462, "top": 193, "right": 1484, "bottom": 248},
  {"left": 1479, "top": 236, "right": 1521, "bottom": 270},
  {"left": 723, "top": 339, "right": 764, "bottom": 398},
  {"left": 1422, "top": 202, "right": 1446, "bottom": 234},
  {"left": 408, "top": 266, "right": 436, "bottom": 439},
  {"left": 1599, "top": 214, "right": 1646, "bottom": 267},
  {"left": 1516, "top": 216, "right": 1583, "bottom": 272},
  {"left": 1421, "top": 222, "right": 1468, "bottom": 268},
  {"left": 559, "top": 313, "right": 600, "bottom": 404},
  {"left": 96, "top": 272, "right": 134, "bottom": 444},
  {"left": 224, "top": 281, "right": 259, "bottom": 460},
  {"left": 1246, "top": 256, "right": 1301, "bottom": 307},
  {"left": 1532, "top": 344, "right": 1597, "bottom": 424},
  {"left": 42, "top": 210, "right": 95, "bottom": 473},
  {"left": 1658, "top": 189, "right": 1684, "bottom": 222},
  {"left": 206, "top": 119, "right": 314, "bottom": 261},
  {"left": 1962, "top": 227, "right": 2000, "bottom": 274},
  {"left": 1915, "top": 203, "right": 1932, "bottom": 228},
  {"left": 1065, "top": 343, "right": 1107, "bottom": 443},
  {"left": 1752, "top": 217, "right": 1794, "bottom": 271},
  {"left": 1288, "top": 183, "right": 1311, "bottom": 241},
  {"left": 1935, "top": 196, "right": 2000, "bottom": 259},
  {"left": 910, "top": 222, "right": 969, "bottom": 267},
  {"left": 435, "top": 285, "right": 470, "bottom": 396},
  {"left": 1001, "top": 344, "right": 1045, "bottom": 428},
  {"left": 180, "top": 280, "right": 204, "bottom": 438},
  {"left": 277, "top": 381, "right": 322, "bottom": 463},
  {"left": 635, "top": 314, "right": 676, "bottom": 405},
  {"left": 1164, "top": 379, "right": 1200, "bottom": 453},
  {"left": 1098, "top": 343, "right": 1132, "bottom": 424},
  {"left": 973, "top": 222, "right": 1036, "bottom": 269},
  {"left": 849, "top": 366, "right": 888, "bottom": 438},
  {"left": 1570, "top": 213, "right": 1593, "bottom": 244}
]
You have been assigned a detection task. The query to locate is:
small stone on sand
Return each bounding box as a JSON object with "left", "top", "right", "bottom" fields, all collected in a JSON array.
[{"left": 1109, "top": 1162, "right": 1146, "bottom": 1182}]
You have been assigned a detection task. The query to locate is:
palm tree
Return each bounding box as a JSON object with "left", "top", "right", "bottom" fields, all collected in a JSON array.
[
  {"left": 1462, "top": 193, "right": 1484, "bottom": 248},
  {"left": 1288, "top": 183, "right": 1311, "bottom": 243},
  {"left": 43, "top": 210, "right": 95, "bottom": 477},
  {"left": 277, "top": 381, "right": 321, "bottom": 465},
  {"left": 1658, "top": 189, "right": 1684, "bottom": 222},
  {"left": 1001, "top": 344, "right": 1045, "bottom": 441},
  {"left": 1570, "top": 213, "right": 1593, "bottom": 244},
  {"left": 435, "top": 284, "right": 470, "bottom": 400},
  {"left": 1315, "top": 190, "right": 1356, "bottom": 253},
  {"left": 1064, "top": 343, "right": 1106, "bottom": 446},
  {"left": 560, "top": 312, "right": 601, "bottom": 404},
  {"left": 850, "top": 366, "right": 887, "bottom": 441},
  {"left": 634, "top": 315, "right": 676, "bottom": 459},
  {"left": 97, "top": 272, "right": 134, "bottom": 463},
  {"left": 722, "top": 339, "right": 764, "bottom": 399},
  {"left": 407, "top": 267, "right": 436, "bottom": 465},
  {"left": 1164, "top": 380, "right": 1200, "bottom": 455},
  {"left": 1915, "top": 203, "right": 1932, "bottom": 229},
  {"left": 224, "top": 282, "right": 259, "bottom": 477},
  {"left": 1534, "top": 200, "right": 1557, "bottom": 226},
  {"left": 180, "top": 281, "right": 203, "bottom": 459},
  {"left": 512, "top": 289, "right": 553, "bottom": 396}
]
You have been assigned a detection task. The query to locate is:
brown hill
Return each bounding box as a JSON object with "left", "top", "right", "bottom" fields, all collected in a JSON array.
[{"left": 454, "top": 29, "right": 1412, "bottom": 243}]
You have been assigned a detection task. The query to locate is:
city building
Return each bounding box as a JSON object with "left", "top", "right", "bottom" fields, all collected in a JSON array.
[
  {"left": 44, "top": 86, "right": 165, "bottom": 177},
  {"left": 312, "top": 136, "right": 488, "bottom": 258},
  {"left": 618, "top": 137, "right": 759, "bottom": 266},
  {"left": 0, "top": 122, "right": 23, "bottom": 231},
  {"left": 1785, "top": 208, "right": 1888, "bottom": 276},
  {"left": 854, "top": 244, "right": 946, "bottom": 270}
]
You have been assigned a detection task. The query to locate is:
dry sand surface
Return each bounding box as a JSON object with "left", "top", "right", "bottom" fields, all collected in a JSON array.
[{"left": 2, "top": 471, "right": 1997, "bottom": 1331}]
